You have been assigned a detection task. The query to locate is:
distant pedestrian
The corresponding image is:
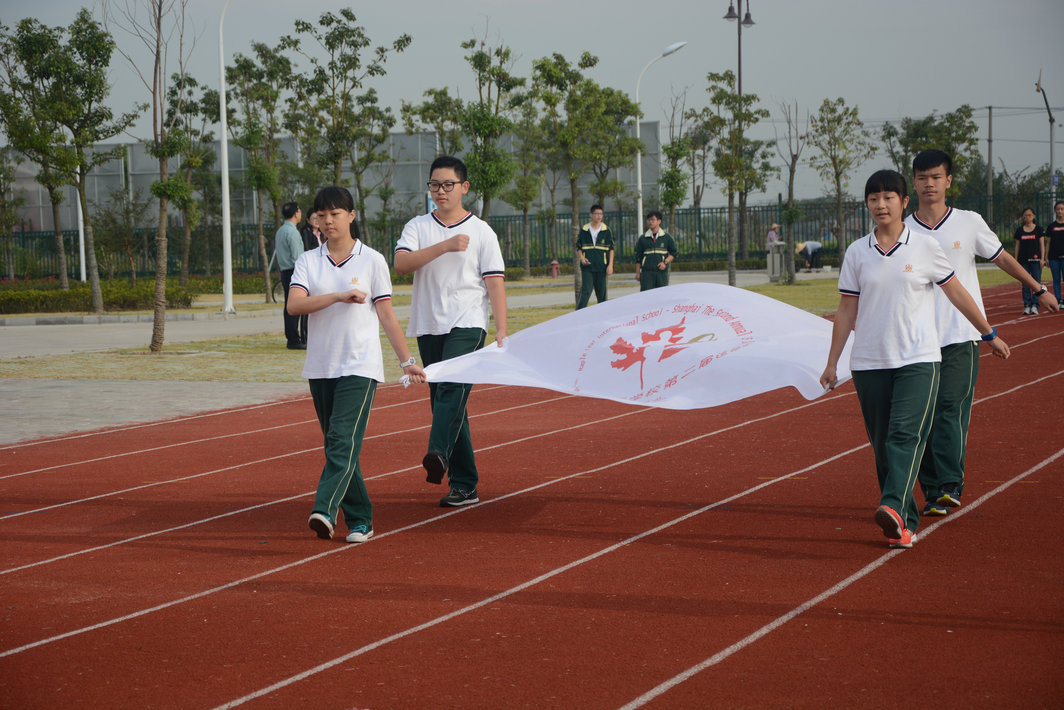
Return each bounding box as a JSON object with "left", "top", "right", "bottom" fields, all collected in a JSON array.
[
  {"left": 1046, "top": 201, "right": 1064, "bottom": 306},
  {"left": 765, "top": 223, "right": 780, "bottom": 252},
  {"left": 1013, "top": 207, "right": 1046, "bottom": 315},
  {"left": 797, "top": 240, "right": 822, "bottom": 272},
  {"left": 576, "top": 204, "right": 615, "bottom": 309},
  {"left": 275, "top": 201, "right": 305, "bottom": 350},
  {"left": 634, "top": 210, "right": 678, "bottom": 291}
]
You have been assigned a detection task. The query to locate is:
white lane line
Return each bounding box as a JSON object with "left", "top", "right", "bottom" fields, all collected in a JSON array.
[
  {"left": 0, "top": 392, "right": 573, "bottom": 482},
  {"left": 0, "top": 395, "right": 843, "bottom": 658},
  {"left": 0, "top": 405, "right": 640, "bottom": 571},
  {"left": 617, "top": 447, "right": 1064, "bottom": 710}
]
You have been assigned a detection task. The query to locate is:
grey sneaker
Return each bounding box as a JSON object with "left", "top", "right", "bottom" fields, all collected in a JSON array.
[
  {"left": 345, "top": 524, "right": 373, "bottom": 544},
  {"left": 439, "top": 487, "right": 479, "bottom": 507}
]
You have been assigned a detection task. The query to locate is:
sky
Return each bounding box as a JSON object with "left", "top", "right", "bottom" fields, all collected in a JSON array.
[{"left": 2, "top": 0, "right": 1063, "bottom": 207}]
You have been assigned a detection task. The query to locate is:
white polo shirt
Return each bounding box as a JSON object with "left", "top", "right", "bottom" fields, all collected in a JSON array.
[
  {"left": 395, "top": 211, "right": 505, "bottom": 337},
  {"left": 838, "top": 228, "right": 956, "bottom": 371},
  {"left": 290, "top": 240, "right": 393, "bottom": 381},
  {"left": 904, "top": 207, "right": 1004, "bottom": 347}
]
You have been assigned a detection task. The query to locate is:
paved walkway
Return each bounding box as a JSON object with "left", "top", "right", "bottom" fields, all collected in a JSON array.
[{"left": 0, "top": 270, "right": 833, "bottom": 444}]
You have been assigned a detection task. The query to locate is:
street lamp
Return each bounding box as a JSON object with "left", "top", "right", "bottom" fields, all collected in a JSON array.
[
  {"left": 218, "top": 0, "right": 235, "bottom": 314},
  {"left": 724, "top": 1, "right": 754, "bottom": 286},
  {"left": 635, "top": 41, "right": 688, "bottom": 236},
  {"left": 1035, "top": 70, "right": 1057, "bottom": 208}
]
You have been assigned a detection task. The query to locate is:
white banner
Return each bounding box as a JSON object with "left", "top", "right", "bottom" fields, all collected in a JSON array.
[{"left": 425, "top": 283, "right": 852, "bottom": 410}]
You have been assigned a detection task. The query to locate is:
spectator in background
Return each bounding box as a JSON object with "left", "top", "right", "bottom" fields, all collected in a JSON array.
[
  {"left": 797, "top": 240, "right": 822, "bottom": 272},
  {"left": 576, "top": 204, "right": 615, "bottom": 308},
  {"left": 275, "top": 201, "right": 305, "bottom": 350},
  {"left": 634, "top": 210, "right": 678, "bottom": 291},
  {"left": 1013, "top": 207, "right": 1045, "bottom": 315},
  {"left": 765, "top": 223, "right": 780, "bottom": 252},
  {"left": 1045, "top": 200, "right": 1064, "bottom": 306},
  {"left": 296, "top": 209, "right": 323, "bottom": 345}
]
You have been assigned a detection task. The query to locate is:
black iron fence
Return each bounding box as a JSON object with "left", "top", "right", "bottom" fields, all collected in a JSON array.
[{"left": 3, "top": 191, "right": 1058, "bottom": 281}]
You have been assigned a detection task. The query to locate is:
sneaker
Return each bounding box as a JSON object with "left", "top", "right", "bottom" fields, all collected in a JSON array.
[
  {"left": 440, "top": 487, "right": 479, "bottom": 507},
  {"left": 874, "top": 505, "right": 904, "bottom": 539},
  {"left": 345, "top": 524, "right": 374, "bottom": 544},
  {"left": 308, "top": 512, "right": 334, "bottom": 540},
  {"left": 922, "top": 500, "right": 949, "bottom": 516},
  {"left": 1033, "top": 305, "right": 1039, "bottom": 315},
  {"left": 1023, "top": 305, "right": 1031, "bottom": 315},
  {"left": 936, "top": 485, "right": 962, "bottom": 508},
  {"left": 422, "top": 451, "right": 448, "bottom": 485},
  {"left": 889, "top": 529, "right": 915, "bottom": 549}
]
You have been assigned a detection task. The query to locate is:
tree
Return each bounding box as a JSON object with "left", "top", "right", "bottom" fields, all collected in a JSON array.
[
  {"left": 460, "top": 34, "right": 525, "bottom": 221},
  {"left": 881, "top": 105, "right": 980, "bottom": 194},
  {"left": 704, "top": 70, "right": 768, "bottom": 285},
  {"left": 347, "top": 88, "right": 396, "bottom": 244},
  {"left": 808, "top": 97, "right": 876, "bottom": 262},
  {"left": 283, "top": 8, "right": 410, "bottom": 185},
  {"left": 226, "top": 42, "right": 292, "bottom": 302},
  {"left": 53, "top": 8, "right": 142, "bottom": 313},
  {"left": 737, "top": 137, "right": 778, "bottom": 259},
  {"left": 92, "top": 185, "right": 152, "bottom": 284},
  {"left": 0, "top": 145, "right": 25, "bottom": 281},
  {"left": 774, "top": 101, "right": 807, "bottom": 284},
  {"left": 0, "top": 18, "right": 79, "bottom": 289},
  {"left": 532, "top": 52, "right": 640, "bottom": 304},
  {"left": 586, "top": 86, "right": 642, "bottom": 215},
  {"left": 165, "top": 74, "right": 216, "bottom": 286},
  {"left": 500, "top": 102, "right": 544, "bottom": 276},
  {"left": 401, "top": 87, "right": 464, "bottom": 156},
  {"left": 107, "top": 0, "right": 193, "bottom": 351},
  {"left": 660, "top": 92, "right": 692, "bottom": 232}
]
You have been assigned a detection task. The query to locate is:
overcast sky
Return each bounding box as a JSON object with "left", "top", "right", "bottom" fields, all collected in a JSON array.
[{"left": 3, "top": 0, "right": 1062, "bottom": 207}]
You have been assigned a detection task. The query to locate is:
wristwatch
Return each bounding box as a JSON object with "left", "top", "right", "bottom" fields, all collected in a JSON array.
[
  {"left": 1035, "top": 285, "right": 1048, "bottom": 297},
  {"left": 400, "top": 357, "right": 416, "bottom": 368}
]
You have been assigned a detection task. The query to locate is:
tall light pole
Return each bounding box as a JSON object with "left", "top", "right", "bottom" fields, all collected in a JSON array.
[
  {"left": 1035, "top": 70, "right": 1056, "bottom": 209},
  {"left": 724, "top": 2, "right": 754, "bottom": 286},
  {"left": 635, "top": 41, "right": 687, "bottom": 235},
  {"left": 218, "top": 0, "right": 235, "bottom": 314}
]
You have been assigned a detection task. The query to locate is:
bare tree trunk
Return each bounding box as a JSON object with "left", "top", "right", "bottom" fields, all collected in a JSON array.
[
  {"left": 49, "top": 191, "right": 70, "bottom": 290},
  {"left": 569, "top": 176, "right": 581, "bottom": 306},
  {"left": 835, "top": 173, "right": 845, "bottom": 263},
  {"left": 257, "top": 189, "right": 271, "bottom": 303},
  {"left": 726, "top": 187, "right": 737, "bottom": 287},
  {"left": 150, "top": 153, "right": 170, "bottom": 353},
  {"left": 179, "top": 209, "right": 191, "bottom": 287},
  {"left": 522, "top": 207, "right": 530, "bottom": 276},
  {"left": 77, "top": 176, "right": 104, "bottom": 313},
  {"left": 481, "top": 194, "right": 492, "bottom": 222}
]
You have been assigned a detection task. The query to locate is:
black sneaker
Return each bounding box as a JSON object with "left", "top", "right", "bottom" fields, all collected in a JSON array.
[
  {"left": 422, "top": 451, "right": 447, "bottom": 485},
  {"left": 439, "top": 487, "right": 479, "bottom": 507},
  {"left": 936, "top": 484, "right": 962, "bottom": 508},
  {"left": 922, "top": 500, "right": 949, "bottom": 516}
]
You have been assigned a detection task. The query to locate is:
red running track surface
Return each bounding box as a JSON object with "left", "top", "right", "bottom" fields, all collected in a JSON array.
[{"left": 1, "top": 285, "right": 1062, "bottom": 709}]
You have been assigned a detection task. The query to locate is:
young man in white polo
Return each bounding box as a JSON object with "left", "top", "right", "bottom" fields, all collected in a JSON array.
[
  {"left": 904, "top": 150, "right": 1057, "bottom": 515},
  {"left": 394, "top": 156, "right": 508, "bottom": 507}
]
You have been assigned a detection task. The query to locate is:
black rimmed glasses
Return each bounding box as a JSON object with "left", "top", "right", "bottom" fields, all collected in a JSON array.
[{"left": 427, "top": 180, "right": 461, "bottom": 193}]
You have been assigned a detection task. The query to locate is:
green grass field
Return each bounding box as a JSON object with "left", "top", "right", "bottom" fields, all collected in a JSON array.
[{"left": 0, "top": 268, "right": 1024, "bottom": 383}]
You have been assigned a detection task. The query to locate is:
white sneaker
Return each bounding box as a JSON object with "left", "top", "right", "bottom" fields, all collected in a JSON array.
[
  {"left": 1023, "top": 305, "right": 1031, "bottom": 315},
  {"left": 1032, "top": 305, "right": 1039, "bottom": 315},
  {"left": 345, "top": 524, "right": 374, "bottom": 544}
]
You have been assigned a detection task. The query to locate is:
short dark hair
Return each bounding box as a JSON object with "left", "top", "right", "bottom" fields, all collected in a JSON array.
[
  {"left": 1055, "top": 200, "right": 1064, "bottom": 209},
  {"left": 864, "top": 169, "right": 908, "bottom": 199},
  {"left": 282, "top": 201, "right": 300, "bottom": 220},
  {"left": 912, "top": 149, "right": 952, "bottom": 176},
  {"left": 590, "top": 204, "right": 604, "bottom": 214},
  {"left": 646, "top": 210, "right": 663, "bottom": 221},
  {"left": 311, "top": 187, "right": 361, "bottom": 241},
  {"left": 430, "top": 155, "right": 467, "bottom": 183}
]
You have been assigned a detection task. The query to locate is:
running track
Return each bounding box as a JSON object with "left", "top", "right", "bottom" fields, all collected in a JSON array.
[{"left": 1, "top": 284, "right": 1062, "bottom": 709}]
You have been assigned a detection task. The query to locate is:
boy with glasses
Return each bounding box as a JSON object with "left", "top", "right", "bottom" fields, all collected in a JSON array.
[{"left": 394, "top": 156, "right": 508, "bottom": 507}]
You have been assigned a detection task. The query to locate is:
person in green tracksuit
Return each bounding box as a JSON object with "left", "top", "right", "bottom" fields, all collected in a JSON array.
[
  {"left": 576, "top": 204, "right": 615, "bottom": 309},
  {"left": 634, "top": 210, "right": 678, "bottom": 291}
]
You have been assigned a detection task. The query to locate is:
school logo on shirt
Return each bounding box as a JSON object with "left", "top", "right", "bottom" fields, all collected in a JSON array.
[
  {"left": 904, "top": 264, "right": 913, "bottom": 273},
  {"left": 953, "top": 241, "right": 962, "bottom": 250},
  {"left": 350, "top": 277, "right": 360, "bottom": 285}
]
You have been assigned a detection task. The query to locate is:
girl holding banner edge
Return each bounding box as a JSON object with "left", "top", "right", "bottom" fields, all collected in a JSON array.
[{"left": 819, "top": 170, "right": 1009, "bottom": 549}]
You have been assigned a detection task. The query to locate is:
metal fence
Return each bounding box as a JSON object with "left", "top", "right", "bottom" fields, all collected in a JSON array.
[{"left": 3, "top": 191, "right": 1058, "bottom": 280}]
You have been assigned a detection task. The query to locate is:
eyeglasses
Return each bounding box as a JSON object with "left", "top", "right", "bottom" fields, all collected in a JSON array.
[{"left": 427, "top": 180, "right": 462, "bottom": 193}]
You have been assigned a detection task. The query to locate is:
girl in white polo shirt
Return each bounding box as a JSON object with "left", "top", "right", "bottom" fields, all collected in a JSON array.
[
  {"left": 288, "top": 187, "right": 425, "bottom": 544},
  {"left": 820, "top": 170, "right": 1009, "bottom": 549}
]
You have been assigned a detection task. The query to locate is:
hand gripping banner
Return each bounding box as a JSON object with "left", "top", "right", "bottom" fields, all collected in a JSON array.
[{"left": 425, "top": 282, "right": 852, "bottom": 410}]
